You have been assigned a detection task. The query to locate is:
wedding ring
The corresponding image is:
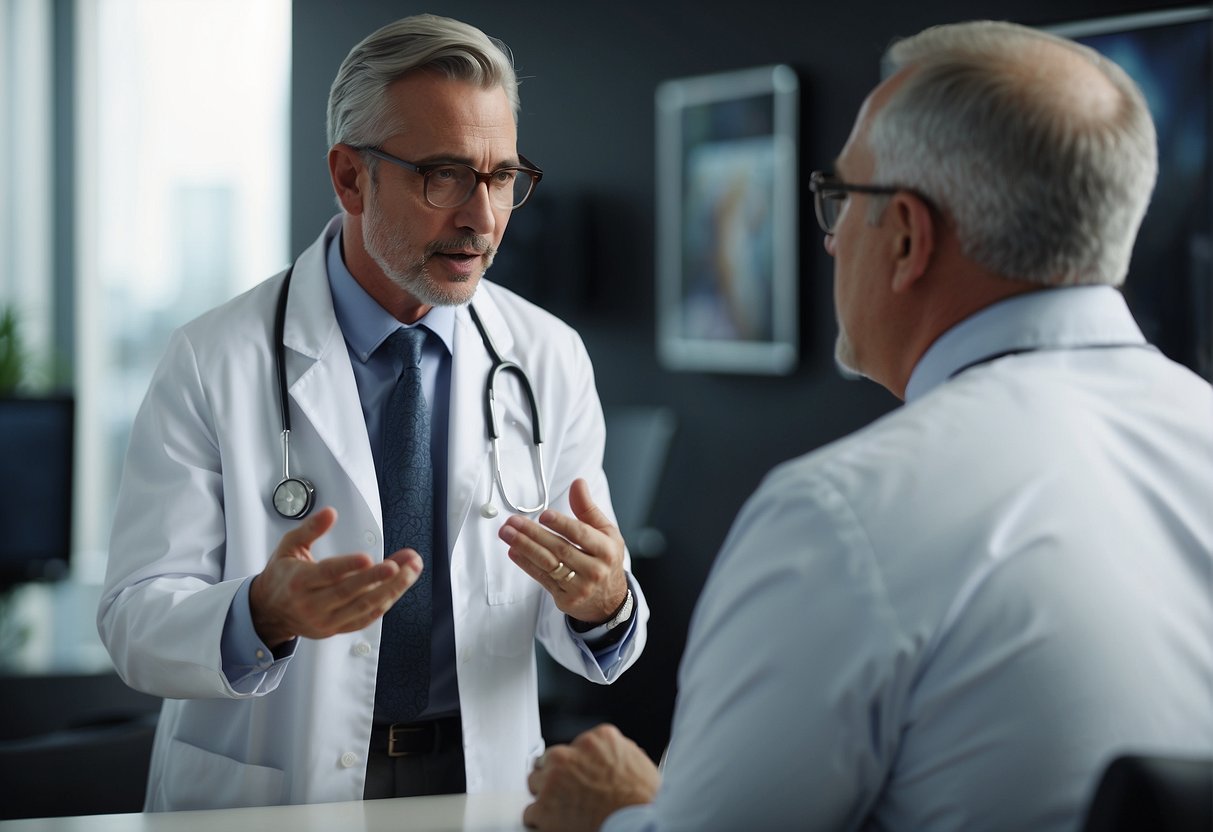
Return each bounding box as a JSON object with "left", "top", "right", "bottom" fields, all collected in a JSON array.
[
  {"left": 548, "top": 561, "right": 566, "bottom": 579},
  {"left": 562, "top": 570, "right": 576, "bottom": 583}
]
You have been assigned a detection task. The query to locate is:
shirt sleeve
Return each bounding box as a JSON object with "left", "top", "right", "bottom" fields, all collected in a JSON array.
[
  {"left": 220, "top": 576, "right": 296, "bottom": 693},
  {"left": 602, "top": 466, "right": 904, "bottom": 832},
  {"left": 566, "top": 575, "right": 640, "bottom": 669}
]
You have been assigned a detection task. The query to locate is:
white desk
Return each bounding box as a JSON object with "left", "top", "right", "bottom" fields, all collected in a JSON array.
[{"left": 0, "top": 793, "right": 532, "bottom": 831}]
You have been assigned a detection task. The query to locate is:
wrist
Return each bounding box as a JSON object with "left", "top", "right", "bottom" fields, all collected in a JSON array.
[
  {"left": 571, "top": 588, "right": 634, "bottom": 634},
  {"left": 249, "top": 574, "right": 293, "bottom": 648}
]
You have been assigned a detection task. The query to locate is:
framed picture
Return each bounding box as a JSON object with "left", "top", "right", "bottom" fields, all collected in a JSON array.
[
  {"left": 1048, "top": 6, "right": 1212, "bottom": 381},
  {"left": 655, "top": 64, "right": 799, "bottom": 375}
]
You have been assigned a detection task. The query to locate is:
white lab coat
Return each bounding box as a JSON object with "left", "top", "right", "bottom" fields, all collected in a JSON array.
[{"left": 97, "top": 218, "right": 649, "bottom": 811}]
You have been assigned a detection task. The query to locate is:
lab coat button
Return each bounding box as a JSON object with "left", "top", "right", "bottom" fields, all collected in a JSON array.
[
  {"left": 352, "top": 641, "right": 371, "bottom": 657},
  {"left": 363, "top": 530, "right": 376, "bottom": 547},
  {"left": 339, "top": 751, "right": 359, "bottom": 768}
]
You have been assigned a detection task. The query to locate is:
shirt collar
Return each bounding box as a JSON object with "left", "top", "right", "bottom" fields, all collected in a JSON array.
[
  {"left": 904, "top": 285, "right": 1147, "bottom": 403},
  {"left": 326, "top": 227, "right": 456, "bottom": 361}
]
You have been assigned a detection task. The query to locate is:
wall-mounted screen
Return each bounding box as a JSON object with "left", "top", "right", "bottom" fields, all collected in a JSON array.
[{"left": 656, "top": 64, "right": 799, "bottom": 375}]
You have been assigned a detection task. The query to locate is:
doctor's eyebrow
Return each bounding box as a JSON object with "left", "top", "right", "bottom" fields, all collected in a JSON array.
[{"left": 407, "top": 152, "right": 524, "bottom": 170}]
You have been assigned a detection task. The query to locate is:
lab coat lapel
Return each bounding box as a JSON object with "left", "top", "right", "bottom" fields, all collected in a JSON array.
[
  {"left": 280, "top": 225, "right": 382, "bottom": 531},
  {"left": 447, "top": 289, "right": 513, "bottom": 544}
]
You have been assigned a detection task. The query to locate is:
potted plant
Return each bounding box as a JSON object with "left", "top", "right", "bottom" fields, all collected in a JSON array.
[{"left": 0, "top": 305, "right": 26, "bottom": 393}]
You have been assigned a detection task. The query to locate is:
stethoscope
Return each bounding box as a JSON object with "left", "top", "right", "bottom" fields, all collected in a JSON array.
[{"left": 270, "top": 264, "right": 549, "bottom": 521}]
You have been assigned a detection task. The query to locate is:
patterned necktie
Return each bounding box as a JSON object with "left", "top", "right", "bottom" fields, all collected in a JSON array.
[{"left": 374, "top": 326, "right": 433, "bottom": 723}]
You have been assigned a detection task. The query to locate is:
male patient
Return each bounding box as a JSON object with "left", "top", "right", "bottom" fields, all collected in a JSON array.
[{"left": 515, "top": 19, "right": 1213, "bottom": 832}]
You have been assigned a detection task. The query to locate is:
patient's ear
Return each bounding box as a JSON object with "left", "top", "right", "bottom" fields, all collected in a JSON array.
[{"left": 889, "top": 192, "right": 935, "bottom": 293}]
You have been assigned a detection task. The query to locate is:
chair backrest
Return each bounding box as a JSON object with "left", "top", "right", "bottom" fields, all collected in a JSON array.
[
  {"left": 1081, "top": 754, "right": 1213, "bottom": 832},
  {"left": 602, "top": 405, "right": 676, "bottom": 559}
]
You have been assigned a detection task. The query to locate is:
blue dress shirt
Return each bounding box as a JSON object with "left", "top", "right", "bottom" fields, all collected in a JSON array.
[{"left": 221, "top": 229, "right": 632, "bottom": 697}]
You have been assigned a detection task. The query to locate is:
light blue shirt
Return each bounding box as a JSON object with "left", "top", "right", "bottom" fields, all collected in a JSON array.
[
  {"left": 221, "top": 231, "right": 632, "bottom": 695},
  {"left": 324, "top": 231, "right": 460, "bottom": 719},
  {"left": 606, "top": 286, "right": 1213, "bottom": 831}
]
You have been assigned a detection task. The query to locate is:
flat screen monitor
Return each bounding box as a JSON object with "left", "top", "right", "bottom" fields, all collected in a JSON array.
[{"left": 0, "top": 395, "right": 74, "bottom": 589}]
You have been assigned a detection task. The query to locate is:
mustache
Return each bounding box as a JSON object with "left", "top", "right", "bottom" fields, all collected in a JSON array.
[{"left": 425, "top": 236, "right": 496, "bottom": 258}]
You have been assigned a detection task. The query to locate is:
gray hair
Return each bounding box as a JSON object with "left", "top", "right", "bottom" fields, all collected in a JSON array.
[
  {"left": 326, "top": 13, "right": 520, "bottom": 149},
  {"left": 868, "top": 20, "right": 1157, "bottom": 286}
]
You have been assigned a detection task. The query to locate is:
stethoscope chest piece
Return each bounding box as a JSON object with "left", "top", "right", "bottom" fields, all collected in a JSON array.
[{"left": 273, "top": 476, "right": 315, "bottom": 519}]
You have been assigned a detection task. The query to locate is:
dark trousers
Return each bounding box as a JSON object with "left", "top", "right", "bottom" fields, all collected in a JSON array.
[{"left": 363, "top": 716, "right": 466, "bottom": 800}]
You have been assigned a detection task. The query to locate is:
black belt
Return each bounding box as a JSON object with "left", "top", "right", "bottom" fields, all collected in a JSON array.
[{"left": 371, "top": 716, "right": 462, "bottom": 758}]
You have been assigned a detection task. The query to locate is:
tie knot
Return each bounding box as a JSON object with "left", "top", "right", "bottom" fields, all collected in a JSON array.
[{"left": 385, "top": 326, "right": 426, "bottom": 369}]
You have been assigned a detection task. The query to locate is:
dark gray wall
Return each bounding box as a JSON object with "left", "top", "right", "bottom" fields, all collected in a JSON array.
[{"left": 291, "top": 0, "right": 1197, "bottom": 756}]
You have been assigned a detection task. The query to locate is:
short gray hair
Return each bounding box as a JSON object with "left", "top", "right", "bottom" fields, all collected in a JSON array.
[
  {"left": 327, "top": 13, "right": 520, "bottom": 149},
  {"left": 869, "top": 20, "right": 1157, "bottom": 287}
]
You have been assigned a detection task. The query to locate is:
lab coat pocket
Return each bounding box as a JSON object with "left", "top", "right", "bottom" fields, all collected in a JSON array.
[
  {"left": 159, "top": 737, "right": 286, "bottom": 810},
  {"left": 484, "top": 529, "right": 539, "bottom": 659},
  {"left": 484, "top": 598, "right": 536, "bottom": 657}
]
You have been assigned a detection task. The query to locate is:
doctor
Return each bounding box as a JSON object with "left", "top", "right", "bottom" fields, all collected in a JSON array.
[{"left": 98, "top": 13, "right": 648, "bottom": 811}]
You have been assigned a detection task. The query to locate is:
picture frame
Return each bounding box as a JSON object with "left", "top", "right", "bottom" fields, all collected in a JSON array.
[
  {"left": 1048, "top": 6, "right": 1212, "bottom": 381},
  {"left": 655, "top": 64, "right": 799, "bottom": 375}
]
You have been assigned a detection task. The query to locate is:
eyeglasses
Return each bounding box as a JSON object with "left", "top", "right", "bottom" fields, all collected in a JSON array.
[
  {"left": 809, "top": 170, "right": 906, "bottom": 235},
  {"left": 357, "top": 147, "right": 543, "bottom": 210}
]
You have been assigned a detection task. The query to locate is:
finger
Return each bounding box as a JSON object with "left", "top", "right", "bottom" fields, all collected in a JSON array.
[
  {"left": 272, "top": 506, "right": 339, "bottom": 561},
  {"left": 500, "top": 521, "right": 581, "bottom": 594},
  {"left": 567, "top": 478, "right": 615, "bottom": 533},
  {"left": 326, "top": 548, "right": 421, "bottom": 606},
  {"left": 500, "top": 517, "right": 573, "bottom": 570},
  {"left": 526, "top": 757, "right": 545, "bottom": 796},
  {"left": 537, "top": 483, "right": 621, "bottom": 556},
  {"left": 385, "top": 548, "right": 424, "bottom": 575},
  {"left": 521, "top": 800, "right": 541, "bottom": 829},
  {"left": 322, "top": 560, "right": 422, "bottom": 633},
  {"left": 309, "top": 551, "right": 377, "bottom": 584}
]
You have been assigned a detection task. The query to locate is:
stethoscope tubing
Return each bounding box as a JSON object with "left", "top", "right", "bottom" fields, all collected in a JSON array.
[{"left": 271, "top": 264, "right": 549, "bottom": 519}]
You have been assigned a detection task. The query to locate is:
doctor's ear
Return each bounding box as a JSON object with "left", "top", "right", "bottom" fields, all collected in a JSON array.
[{"left": 328, "top": 144, "right": 368, "bottom": 216}]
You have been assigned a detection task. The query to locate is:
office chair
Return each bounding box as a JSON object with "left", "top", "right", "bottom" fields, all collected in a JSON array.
[{"left": 1080, "top": 754, "right": 1213, "bottom": 832}]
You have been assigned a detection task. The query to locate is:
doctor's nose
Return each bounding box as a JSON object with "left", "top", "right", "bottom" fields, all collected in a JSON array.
[{"left": 454, "top": 183, "right": 498, "bottom": 237}]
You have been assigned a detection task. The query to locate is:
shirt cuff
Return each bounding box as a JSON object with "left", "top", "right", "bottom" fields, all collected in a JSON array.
[
  {"left": 221, "top": 576, "right": 295, "bottom": 692},
  {"left": 567, "top": 576, "right": 639, "bottom": 666}
]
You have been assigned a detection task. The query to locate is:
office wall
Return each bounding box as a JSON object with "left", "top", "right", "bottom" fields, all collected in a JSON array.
[{"left": 290, "top": 0, "right": 1193, "bottom": 756}]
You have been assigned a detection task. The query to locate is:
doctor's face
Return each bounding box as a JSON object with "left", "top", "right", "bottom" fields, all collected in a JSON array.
[{"left": 360, "top": 72, "right": 516, "bottom": 308}]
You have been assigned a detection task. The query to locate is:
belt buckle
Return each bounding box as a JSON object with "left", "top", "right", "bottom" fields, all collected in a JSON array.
[{"left": 387, "top": 723, "right": 426, "bottom": 757}]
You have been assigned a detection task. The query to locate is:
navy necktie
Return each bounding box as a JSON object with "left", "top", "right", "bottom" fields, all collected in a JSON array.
[{"left": 374, "top": 326, "right": 433, "bottom": 723}]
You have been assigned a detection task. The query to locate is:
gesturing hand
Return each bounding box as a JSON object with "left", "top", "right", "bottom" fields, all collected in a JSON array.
[
  {"left": 498, "top": 478, "right": 629, "bottom": 626},
  {"left": 249, "top": 507, "right": 422, "bottom": 648}
]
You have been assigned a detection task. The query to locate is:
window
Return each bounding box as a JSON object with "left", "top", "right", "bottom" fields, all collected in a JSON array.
[
  {"left": 72, "top": 0, "right": 291, "bottom": 579},
  {"left": 0, "top": 0, "right": 54, "bottom": 382}
]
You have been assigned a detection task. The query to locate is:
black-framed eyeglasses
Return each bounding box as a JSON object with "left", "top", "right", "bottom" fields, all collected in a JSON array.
[
  {"left": 356, "top": 147, "right": 543, "bottom": 210},
  {"left": 809, "top": 170, "right": 906, "bottom": 235}
]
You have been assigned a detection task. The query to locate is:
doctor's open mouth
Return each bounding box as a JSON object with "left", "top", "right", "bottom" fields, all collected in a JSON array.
[{"left": 427, "top": 242, "right": 497, "bottom": 277}]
